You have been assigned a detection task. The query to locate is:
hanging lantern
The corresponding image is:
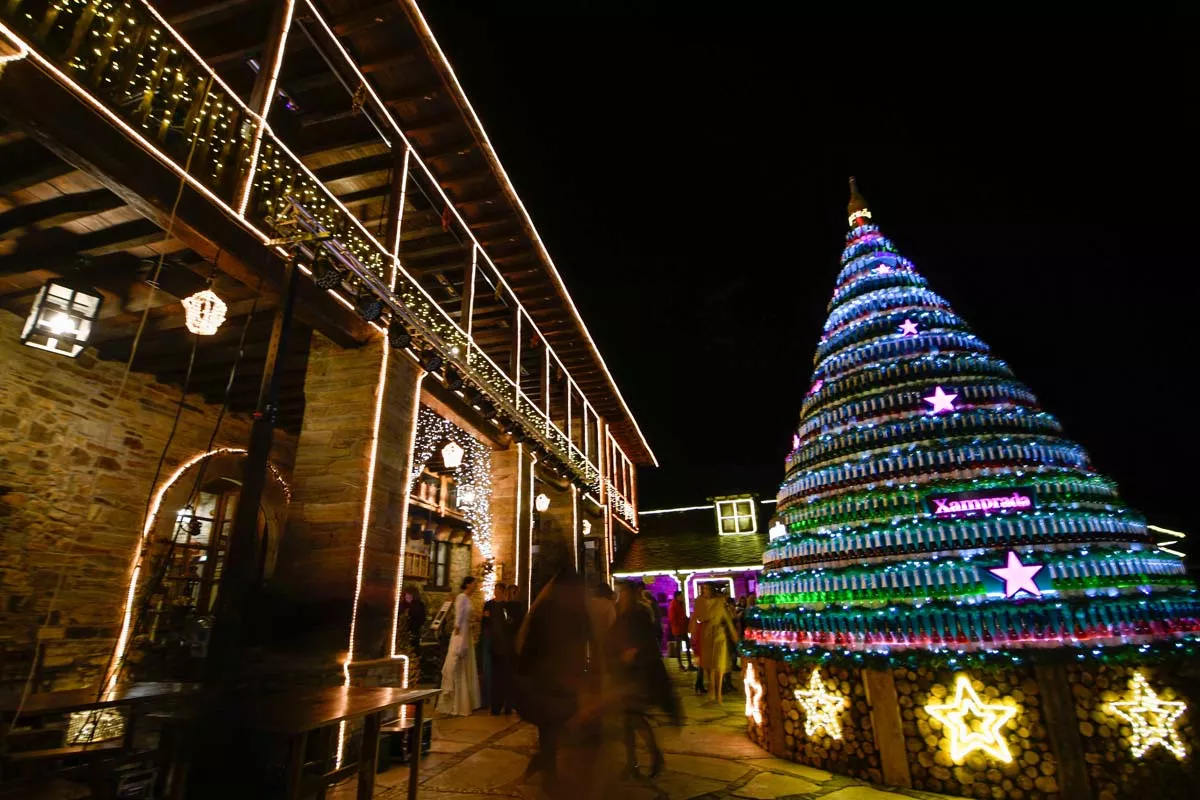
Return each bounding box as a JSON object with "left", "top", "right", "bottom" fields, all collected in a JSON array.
[
  {"left": 441, "top": 440, "right": 464, "bottom": 469},
  {"left": 20, "top": 273, "right": 103, "bottom": 358},
  {"left": 535, "top": 493, "right": 551, "bottom": 512},
  {"left": 458, "top": 485, "right": 477, "bottom": 508},
  {"left": 182, "top": 289, "right": 227, "bottom": 335}
]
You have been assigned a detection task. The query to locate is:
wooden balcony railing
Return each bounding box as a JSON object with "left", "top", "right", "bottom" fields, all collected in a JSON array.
[{"left": 1, "top": 0, "right": 616, "bottom": 494}]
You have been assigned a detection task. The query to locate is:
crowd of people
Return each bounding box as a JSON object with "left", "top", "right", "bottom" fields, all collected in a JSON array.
[{"left": 421, "top": 571, "right": 750, "bottom": 791}]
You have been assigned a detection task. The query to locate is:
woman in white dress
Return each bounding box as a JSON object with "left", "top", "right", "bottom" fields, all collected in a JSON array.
[{"left": 439, "top": 576, "right": 481, "bottom": 715}]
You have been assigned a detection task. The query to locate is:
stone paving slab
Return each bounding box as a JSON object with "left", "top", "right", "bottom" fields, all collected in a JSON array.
[
  {"left": 422, "top": 747, "right": 530, "bottom": 792},
  {"left": 742, "top": 757, "right": 834, "bottom": 782},
  {"left": 733, "top": 771, "right": 822, "bottom": 798}
]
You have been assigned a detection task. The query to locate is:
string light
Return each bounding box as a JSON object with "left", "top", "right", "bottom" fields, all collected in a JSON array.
[
  {"left": 744, "top": 662, "right": 764, "bottom": 725},
  {"left": 925, "top": 674, "right": 1017, "bottom": 764},
  {"left": 794, "top": 668, "right": 847, "bottom": 739},
  {"left": 1107, "top": 671, "right": 1187, "bottom": 760},
  {"left": 181, "top": 289, "right": 227, "bottom": 335},
  {"left": 411, "top": 407, "right": 494, "bottom": 597}
]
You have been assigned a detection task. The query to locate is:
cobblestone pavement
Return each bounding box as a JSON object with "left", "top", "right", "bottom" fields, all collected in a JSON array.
[{"left": 333, "top": 660, "right": 955, "bottom": 800}]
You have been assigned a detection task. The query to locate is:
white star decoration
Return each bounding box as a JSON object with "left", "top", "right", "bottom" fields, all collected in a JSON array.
[
  {"left": 923, "top": 386, "right": 958, "bottom": 414},
  {"left": 744, "top": 662, "right": 764, "bottom": 725},
  {"left": 794, "top": 669, "right": 847, "bottom": 739},
  {"left": 926, "top": 674, "right": 1018, "bottom": 763},
  {"left": 899, "top": 318, "right": 920, "bottom": 337},
  {"left": 988, "top": 551, "right": 1044, "bottom": 598},
  {"left": 1107, "top": 671, "right": 1187, "bottom": 760}
]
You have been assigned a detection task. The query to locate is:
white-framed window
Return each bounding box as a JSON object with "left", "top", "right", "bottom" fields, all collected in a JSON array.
[{"left": 715, "top": 497, "right": 757, "bottom": 535}]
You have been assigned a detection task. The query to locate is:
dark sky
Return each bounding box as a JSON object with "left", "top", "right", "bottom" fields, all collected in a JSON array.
[{"left": 418, "top": 4, "right": 1199, "bottom": 532}]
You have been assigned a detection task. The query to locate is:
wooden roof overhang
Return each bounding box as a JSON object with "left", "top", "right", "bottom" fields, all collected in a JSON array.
[
  {"left": 0, "top": 0, "right": 655, "bottom": 466},
  {"left": 160, "top": 0, "right": 656, "bottom": 466}
]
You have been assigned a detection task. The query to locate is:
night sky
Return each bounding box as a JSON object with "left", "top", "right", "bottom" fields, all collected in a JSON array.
[{"left": 418, "top": 5, "right": 1198, "bottom": 533}]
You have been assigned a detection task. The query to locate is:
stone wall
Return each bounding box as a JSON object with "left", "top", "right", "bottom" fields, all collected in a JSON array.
[
  {"left": 274, "top": 333, "right": 421, "bottom": 667},
  {"left": 0, "top": 308, "right": 296, "bottom": 690}
]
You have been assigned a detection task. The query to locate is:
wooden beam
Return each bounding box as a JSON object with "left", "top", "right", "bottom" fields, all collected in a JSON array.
[
  {"left": 0, "top": 190, "right": 124, "bottom": 238},
  {"left": 330, "top": 2, "right": 406, "bottom": 36},
  {"left": 0, "top": 138, "right": 75, "bottom": 194},
  {"left": 313, "top": 153, "right": 393, "bottom": 183},
  {"left": 0, "top": 219, "right": 165, "bottom": 276},
  {"left": 165, "top": 0, "right": 257, "bottom": 30}
]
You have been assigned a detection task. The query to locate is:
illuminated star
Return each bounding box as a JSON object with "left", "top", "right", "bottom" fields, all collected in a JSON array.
[
  {"left": 792, "top": 434, "right": 801, "bottom": 451},
  {"left": 873, "top": 264, "right": 892, "bottom": 274},
  {"left": 1107, "top": 671, "right": 1187, "bottom": 760},
  {"left": 923, "top": 386, "right": 958, "bottom": 414},
  {"left": 988, "top": 551, "right": 1044, "bottom": 598},
  {"left": 926, "top": 674, "right": 1018, "bottom": 763},
  {"left": 744, "top": 662, "right": 765, "bottom": 725},
  {"left": 899, "top": 318, "right": 920, "bottom": 337},
  {"left": 808, "top": 379, "right": 824, "bottom": 395},
  {"left": 794, "top": 669, "right": 848, "bottom": 739}
]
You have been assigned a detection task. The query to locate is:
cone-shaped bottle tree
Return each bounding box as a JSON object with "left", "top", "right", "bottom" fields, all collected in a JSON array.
[{"left": 750, "top": 180, "right": 1197, "bottom": 662}]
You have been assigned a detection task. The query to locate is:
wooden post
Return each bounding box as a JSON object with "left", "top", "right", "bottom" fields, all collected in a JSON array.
[
  {"left": 1034, "top": 663, "right": 1092, "bottom": 800},
  {"left": 763, "top": 658, "right": 786, "bottom": 756},
  {"left": 205, "top": 256, "right": 299, "bottom": 685},
  {"left": 862, "top": 668, "right": 912, "bottom": 788}
]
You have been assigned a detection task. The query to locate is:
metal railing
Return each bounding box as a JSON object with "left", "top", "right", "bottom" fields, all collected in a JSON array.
[{"left": 1, "top": 0, "right": 620, "bottom": 498}]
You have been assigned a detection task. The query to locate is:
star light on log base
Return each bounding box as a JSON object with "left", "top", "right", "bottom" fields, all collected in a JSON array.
[
  {"left": 1107, "top": 671, "right": 1187, "bottom": 760},
  {"left": 794, "top": 668, "right": 848, "bottom": 739},
  {"left": 923, "top": 386, "right": 958, "bottom": 414},
  {"left": 744, "top": 662, "right": 764, "bottom": 725},
  {"left": 899, "top": 318, "right": 920, "bottom": 337},
  {"left": 926, "top": 675, "right": 1017, "bottom": 763},
  {"left": 988, "top": 551, "right": 1044, "bottom": 598}
]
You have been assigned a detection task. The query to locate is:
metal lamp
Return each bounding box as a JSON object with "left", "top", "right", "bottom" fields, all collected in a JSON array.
[{"left": 20, "top": 264, "right": 103, "bottom": 357}]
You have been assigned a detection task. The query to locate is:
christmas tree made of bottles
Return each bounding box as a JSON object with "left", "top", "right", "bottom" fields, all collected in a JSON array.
[{"left": 748, "top": 180, "right": 1198, "bottom": 665}]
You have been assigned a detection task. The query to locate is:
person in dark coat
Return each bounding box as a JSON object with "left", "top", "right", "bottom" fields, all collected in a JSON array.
[
  {"left": 488, "top": 583, "right": 519, "bottom": 715},
  {"left": 613, "top": 581, "right": 681, "bottom": 778},
  {"left": 514, "top": 569, "right": 594, "bottom": 789}
]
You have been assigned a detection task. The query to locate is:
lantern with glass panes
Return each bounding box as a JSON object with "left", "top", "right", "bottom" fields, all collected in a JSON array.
[{"left": 20, "top": 258, "right": 104, "bottom": 357}]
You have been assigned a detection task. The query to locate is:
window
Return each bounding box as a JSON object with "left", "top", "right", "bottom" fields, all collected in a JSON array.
[
  {"left": 431, "top": 541, "right": 452, "bottom": 588},
  {"left": 715, "top": 498, "right": 757, "bottom": 535}
]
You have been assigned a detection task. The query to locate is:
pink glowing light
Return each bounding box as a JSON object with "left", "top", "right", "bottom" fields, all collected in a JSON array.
[
  {"left": 988, "top": 551, "right": 1044, "bottom": 599},
  {"left": 792, "top": 434, "right": 801, "bottom": 450},
  {"left": 899, "top": 319, "right": 919, "bottom": 337},
  {"left": 873, "top": 265, "right": 892, "bottom": 274},
  {"left": 923, "top": 386, "right": 958, "bottom": 414},
  {"left": 809, "top": 379, "right": 824, "bottom": 395}
]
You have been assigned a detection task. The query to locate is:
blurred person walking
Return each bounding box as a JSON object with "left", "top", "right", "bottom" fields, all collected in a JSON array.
[
  {"left": 514, "top": 569, "right": 594, "bottom": 790},
  {"left": 613, "top": 581, "right": 681, "bottom": 778}
]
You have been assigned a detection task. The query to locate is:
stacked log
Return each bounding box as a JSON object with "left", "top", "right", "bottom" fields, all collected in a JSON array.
[
  {"left": 773, "top": 660, "right": 880, "bottom": 782},
  {"left": 1066, "top": 662, "right": 1198, "bottom": 800},
  {"left": 895, "top": 665, "right": 1059, "bottom": 800}
]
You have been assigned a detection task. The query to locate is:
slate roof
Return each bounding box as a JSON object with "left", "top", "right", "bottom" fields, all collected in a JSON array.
[{"left": 613, "top": 502, "right": 772, "bottom": 574}]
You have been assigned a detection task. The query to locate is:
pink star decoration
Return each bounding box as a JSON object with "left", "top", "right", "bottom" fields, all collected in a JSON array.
[
  {"left": 923, "top": 386, "right": 958, "bottom": 414},
  {"left": 809, "top": 379, "right": 824, "bottom": 395},
  {"left": 899, "top": 319, "right": 919, "bottom": 337},
  {"left": 873, "top": 264, "right": 892, "bottom": 274},
  {"left": 989, "top": 551, "right": 1044, "bottom": 598},
  {"left": 792, "top": 434, "right": 801, "bottom": 450}
]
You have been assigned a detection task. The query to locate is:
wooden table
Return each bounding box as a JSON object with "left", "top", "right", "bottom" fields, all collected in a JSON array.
[
  {"left": 0, "top": 682, "right": 201, "bottom": 791},
  {"left": 245, "top": 686, "right": 439, "bottom": 800},
  {"left": 0, "top": 682, "right": 201, "bottom": 718}
]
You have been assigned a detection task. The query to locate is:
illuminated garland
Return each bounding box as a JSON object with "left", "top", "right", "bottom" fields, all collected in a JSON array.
[
  {"left": 411, "top": 407, "right": 495, "bottom": 596},
  {"left": 777, "top": 474, "right": 1122, "bottom": 534}
]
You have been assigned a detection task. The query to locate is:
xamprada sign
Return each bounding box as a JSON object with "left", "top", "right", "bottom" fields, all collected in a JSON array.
[{"left": 925, "top": 488, "right": 1035, "bottom": 517}]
